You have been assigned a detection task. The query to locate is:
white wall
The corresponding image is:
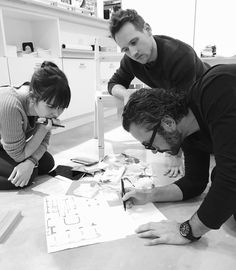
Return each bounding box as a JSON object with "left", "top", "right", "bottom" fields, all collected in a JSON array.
[
  {"left": 194, "top": 0, "right": 236, "bottom": 57},
  {"left": 122, "top": 0, "right": 236, "bottom": 57},
  {"left": 122, "top": 0, "right": 196, "bottom": 46}
]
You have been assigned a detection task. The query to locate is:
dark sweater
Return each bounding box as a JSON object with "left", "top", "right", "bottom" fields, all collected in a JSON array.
[
  {"left": 108, "top": 35, "right": 210, "bottom": 94},
  {"left": 175, "top": 64, "right": 236, "bottom": 229}
]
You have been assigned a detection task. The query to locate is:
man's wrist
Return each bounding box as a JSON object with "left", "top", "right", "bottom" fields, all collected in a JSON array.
[
  {"left": 189, "top": 213, "right": 210, "bottom": 237},
  {"left": 27, "top": 156, "right": 39, "bottom": 168},
  {"left": 179, "top": 220, "right": 201, "bottom": 241}
]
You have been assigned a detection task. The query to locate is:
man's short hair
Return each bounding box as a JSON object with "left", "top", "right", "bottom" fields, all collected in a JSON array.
[
  {"left": 109, "top": 9, "right": 146, "bottom": 39},
  {"left": 122, "top": 88, "right": 188, "bottom": 132}
]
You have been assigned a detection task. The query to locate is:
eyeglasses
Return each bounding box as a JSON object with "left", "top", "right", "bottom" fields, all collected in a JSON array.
[{"left": 142, "top": 125, "right": 159, "bottom": 151}]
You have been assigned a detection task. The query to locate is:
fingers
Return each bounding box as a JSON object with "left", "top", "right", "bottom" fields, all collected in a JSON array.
[
  {"left": 125, "top": 200, "right": 133, "bottom": 209},
  {"left": 8, "top": 168, "right": 16, "bottom": 182},
  {"left": 144, "top": 237, "right": 167, "bottom": 246},
  {"left": 164, "top": 167, "right": 179, "bottom": 178},
  {"left": 164, "top": 165, "right": 185, "bottom": 178},
  {"left": 135, "top": 222, "right": 156, "bottom": 233},
  {"left": 122, "top": 188, "right": 136, "bottom": 201},
  {"left": 179, "top": 165, "right": 185, "bottom": 177},
  {"left": 8, "top": 169, "right": 28, "bottom": 187},
  {"left": 137, "top": 230, "right": 157, "bottom": 238}
]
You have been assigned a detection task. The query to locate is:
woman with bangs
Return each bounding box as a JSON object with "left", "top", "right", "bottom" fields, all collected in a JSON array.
[{"left": 0, "top": 61, "right": 71, "bottom": 189}]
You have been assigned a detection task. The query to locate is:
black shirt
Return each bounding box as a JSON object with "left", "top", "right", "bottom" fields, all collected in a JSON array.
[
  {"left": 108, "top": 35, "right": 210, "bottom": 94},
  {"left": 175, "top": 64, "right": 236, "bottom": 229}
]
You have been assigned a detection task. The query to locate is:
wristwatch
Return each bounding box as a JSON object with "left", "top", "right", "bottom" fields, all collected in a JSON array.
[{"left": 179, "top": 220, "right": 201, "bottom": 241}]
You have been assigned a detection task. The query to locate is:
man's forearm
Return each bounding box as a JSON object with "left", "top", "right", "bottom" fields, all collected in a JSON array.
[
  {"left": 149, "top": 183, "right": 183, "bottom": 202},
  {"left": 189, "top": 212, "right": 211, "bottom": 237},
  {"left": 111, "top": 84, "right": 128, "bottom": 100}
]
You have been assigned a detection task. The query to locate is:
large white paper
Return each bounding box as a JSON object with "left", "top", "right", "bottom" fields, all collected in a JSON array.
[{"left": 44, "top": 194, "right": 167, "bottom": 253}]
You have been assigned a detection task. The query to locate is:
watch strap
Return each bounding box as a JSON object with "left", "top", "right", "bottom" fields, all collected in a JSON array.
[{"left": 179, "top": 220, "right": 201, "bottom": 242}]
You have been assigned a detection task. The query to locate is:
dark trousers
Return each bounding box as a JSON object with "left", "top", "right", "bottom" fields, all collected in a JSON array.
[{"left": 0, "top": 147, "right": 55, "bottom": 190}]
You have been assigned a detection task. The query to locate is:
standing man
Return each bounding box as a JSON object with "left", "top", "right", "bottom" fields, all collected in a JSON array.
[
  {"left": 108, "top": 9, "right": 210, "bottom": 177},
  {"left": 121, "top": 64, "right": 236, "bottom": 245}
]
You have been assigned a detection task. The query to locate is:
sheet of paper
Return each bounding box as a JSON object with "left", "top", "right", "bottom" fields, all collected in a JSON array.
[
  {"left": 127, "top": 203, "right": 167, "bottom": 227},
  {"left": 103, "top": 203, "right": 167, "bottom": 239},
  {"left": 43, "top": 194, "right": 167, "bottom": 252},
  {"left": 32, "top": 176, "right": 73, "bottom": 195}
]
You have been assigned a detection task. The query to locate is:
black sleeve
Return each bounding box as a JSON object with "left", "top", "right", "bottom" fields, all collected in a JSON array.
[
  {"left": 107, "top": 56, "right": 135, "bottom": 95},
  {"left": 174, "top": 141, "right": 210, "bottom": 200},
  {"left": 196, "top": 76, "right": 236, "bottom": 229}
]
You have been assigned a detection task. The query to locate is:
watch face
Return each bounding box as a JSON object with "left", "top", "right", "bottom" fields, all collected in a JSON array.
[{"left": 180, "top": 222, "right": 190, "bottom": 237}]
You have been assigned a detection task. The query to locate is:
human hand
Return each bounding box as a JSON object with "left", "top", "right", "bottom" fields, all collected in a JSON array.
[
  {"left": 164, "top": 153, "right": 184, "bottom": 178},
  {"left": 8, "top": 160, "right": 35, "bottom": 187},
  {"left": 136, "top": 220, "right": 190, "bottom": 245},
  {"left": 122, "top": 188, "right": 153, "bottom": 208},
  {"left": 37, "top": 117, "right": 63, "bottom": 130}
]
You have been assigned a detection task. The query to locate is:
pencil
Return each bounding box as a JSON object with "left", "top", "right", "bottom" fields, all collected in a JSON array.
[
  {"left": 121, "top": 177, "right": 126, "bottom": 211},
  {"left": 37, "top": 119, "right": 65, "bottom": 128},
  {"left": 52, "top": 123, "right": 65, "bottom": 128}
]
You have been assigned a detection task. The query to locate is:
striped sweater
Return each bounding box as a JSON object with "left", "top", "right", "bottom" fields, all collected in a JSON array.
[{"left": 0, "top": 87, "right": 50, "bottom": 162}]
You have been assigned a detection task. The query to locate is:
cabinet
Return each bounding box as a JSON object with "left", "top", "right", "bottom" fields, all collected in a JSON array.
[
  {"left": 0, "top": 0, "right": 111, "bottom": 127},
  {"left": 7, "top": 57, "right": 62, "bottom": 86},
  {"left": 61, "top": 58, "right": 95, "bottom": 120}
]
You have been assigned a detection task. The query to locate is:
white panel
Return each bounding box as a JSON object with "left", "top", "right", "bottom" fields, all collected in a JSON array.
[
  {"left": 7, "top": 57, "right": 62, "bottom": 86},
  {"left": 122, "top": 0, "right": 196, "bottom": 46},
  {"left": 0, "top": 57, "right": 10, "bottom": 85},
  {"left": 0, "top": 9, "right": 6, "bottom": 57},
  {"left": 61, "top": 58, "right": 96, "bottom": 120}
]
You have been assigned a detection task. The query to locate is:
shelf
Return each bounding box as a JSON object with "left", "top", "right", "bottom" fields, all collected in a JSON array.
[
  {"left": 0, "top": 0, "right": 109, "bottom": 36},
  {"left": 61, "top": 48, "right": 94, "bottom": 59}
]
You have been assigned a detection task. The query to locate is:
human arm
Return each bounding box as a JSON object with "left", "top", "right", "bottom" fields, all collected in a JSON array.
[
  {"left": 135, "top": 212, "right": 211, "bottom": 245},
  {"left": 135, "top": 75, "right": 236, "bottom": 245},
  {"left": 111, "top": 85, "right": 137, "bottom": 105},
  {"left": 0, "top": 96, "right": 51, "bottom": 162},
  {"left": 122, "top": 142, "right": 212, "bottom": 245},
  {"left": 123, "top": 142, "right": 210, "bottom": 206},
  {"left": 107, "top": 56, "right": 135, "bottom": 101},
  {"left": 122, "top": 184, "right": 183, "bottom": 208},
  {"left": 24, "top": 124, "right": 50, "bottom": 159}
]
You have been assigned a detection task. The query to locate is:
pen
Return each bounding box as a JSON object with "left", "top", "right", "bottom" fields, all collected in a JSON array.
[
  {"left": 121, "top": 177, "right": 126, "bottom": 211},
  {"left": 51, "top": 123, "right": 65, "bottom": 128},
  {"left": 37, "top": 118, "right": 65, "bottom": 128}
]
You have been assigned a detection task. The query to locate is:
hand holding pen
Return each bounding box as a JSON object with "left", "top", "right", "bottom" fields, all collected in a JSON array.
[{"left": 36, "top": 117, "right": 65, "bottom": 129}]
